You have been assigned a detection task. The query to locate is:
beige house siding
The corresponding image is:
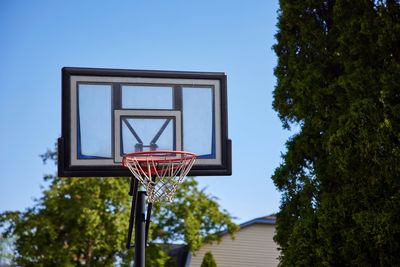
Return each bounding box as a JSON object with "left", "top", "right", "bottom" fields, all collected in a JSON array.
[{"left": 187, "top": 223, "right": 279, "bottom": 267}]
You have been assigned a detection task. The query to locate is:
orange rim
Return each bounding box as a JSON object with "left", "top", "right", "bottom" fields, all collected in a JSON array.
[{"left": 122, "top": 151, "right": 196, "bottom": 169}]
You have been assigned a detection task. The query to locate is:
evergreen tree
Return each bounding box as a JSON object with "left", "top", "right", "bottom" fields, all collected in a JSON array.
[
  {"left": 273, "top": 0, "right": 400, "bottom": 266},
  {"left": 200, "top": 251, "right": 217, "bottom": 267},
  {"left": 0, "top": 150, "right": 238, "bottom": 266}
]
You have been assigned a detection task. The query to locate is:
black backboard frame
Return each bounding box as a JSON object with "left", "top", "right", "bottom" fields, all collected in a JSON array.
[{"left": 58, "top": 67, "right": 231, "bottom": 177}]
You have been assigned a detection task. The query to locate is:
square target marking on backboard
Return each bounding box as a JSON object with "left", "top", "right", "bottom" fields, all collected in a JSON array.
[{"left": 58, "top": 67, "right": 232, "bottom": 177}]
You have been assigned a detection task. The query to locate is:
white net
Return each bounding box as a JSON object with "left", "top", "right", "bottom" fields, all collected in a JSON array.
[{"left": 123, "top": 151, "right": 196, "bottom": 203}]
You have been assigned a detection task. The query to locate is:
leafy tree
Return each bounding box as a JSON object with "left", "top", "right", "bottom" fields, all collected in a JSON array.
[
  {"left": 0, "top": 236, "right": 14, "bottom": 265},
  {"left": 273, "top": 0, "right": 400, "bottom": 266},
  {"left": 151, "top": 178, "right": 238, "bottom": 252},
  {"left": 1, "top": 176, "right": 130, "bottom": 266},
  {"left": 200, "top": 251, "right": 217, "bottom": 267},
  {"left": 1, "top": 150, "right": 238, "bottom": 266}
]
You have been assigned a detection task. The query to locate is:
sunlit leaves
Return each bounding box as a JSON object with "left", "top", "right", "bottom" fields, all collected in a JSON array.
[{"left": 1, "top": 175, "right": 238, "bottom": 265}]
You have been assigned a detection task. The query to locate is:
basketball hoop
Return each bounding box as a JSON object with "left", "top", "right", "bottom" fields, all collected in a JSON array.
[{"left": 123, "top": 151, "right": 196, "bottom": 203}]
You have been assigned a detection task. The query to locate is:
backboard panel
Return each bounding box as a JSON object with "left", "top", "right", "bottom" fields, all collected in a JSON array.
[{"left": 58, "top": 67, "right": 231, "bottom": 177}]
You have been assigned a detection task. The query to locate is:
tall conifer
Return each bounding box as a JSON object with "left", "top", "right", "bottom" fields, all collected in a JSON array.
[{"left": 273, "top": 1, "right": 400, "bottom": 265}]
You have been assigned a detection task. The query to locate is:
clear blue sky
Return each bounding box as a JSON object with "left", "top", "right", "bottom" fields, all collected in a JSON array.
[{"left": 0, "top": 0, "right": 293, "bottom": 223}]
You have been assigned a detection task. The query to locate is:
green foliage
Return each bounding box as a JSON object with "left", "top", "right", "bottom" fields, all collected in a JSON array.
[
  {"left": 144, "top": 244, "right": 174, "bottom": 267},
  {"left": 151, "top": 178, "right": 239, "bottom": 252},
  {"left": 0, "top": 156, "right": 238, "bottom": 266},
  {"left": 1, "top": 177, "right": 130, "bottom": 266},
  {"left": 201, "top": 251, "right": 217, "bottom": 267},
  {"left": 273, "top": 0, "right": 400, "bottom": 266},
  {"left": 118, "top": 243, "right": 172, "bottom": 267}
]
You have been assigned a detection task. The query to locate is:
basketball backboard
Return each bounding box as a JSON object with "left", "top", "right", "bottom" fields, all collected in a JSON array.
[{"left": 58, "top": 67, "right": 231, "bottom": 177}]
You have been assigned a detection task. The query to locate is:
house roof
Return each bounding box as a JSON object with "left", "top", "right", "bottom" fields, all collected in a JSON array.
[
  {"left": 217, "top": 214, "right": 276, "bottom": 236},
  {"left": 239, "top": 214, "right": 276, "bottom": 229}
]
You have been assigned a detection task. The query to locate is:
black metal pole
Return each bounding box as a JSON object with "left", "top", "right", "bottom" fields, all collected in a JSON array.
[
  {"left": 145, "top": 202, "right": 152, "bottom": 245},
  {"left": 126, "top": 177, "right": 138, "bottom": 249},
  {"left": 135, "top": 191, "right": 146, "bottom": 267}
]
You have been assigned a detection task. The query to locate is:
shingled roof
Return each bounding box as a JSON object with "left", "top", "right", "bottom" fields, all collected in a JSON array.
[{"left": 239, "top": 214, "right": 276, "bottom": 229}]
